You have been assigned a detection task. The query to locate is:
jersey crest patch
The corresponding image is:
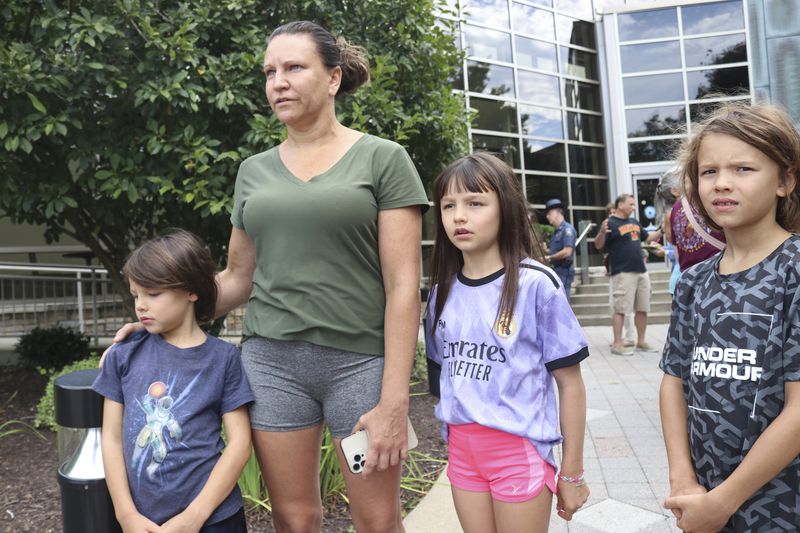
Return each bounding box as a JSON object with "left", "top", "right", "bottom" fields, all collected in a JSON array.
[{"left": 494, "top": 313, "right": 516, "bottom": 338}]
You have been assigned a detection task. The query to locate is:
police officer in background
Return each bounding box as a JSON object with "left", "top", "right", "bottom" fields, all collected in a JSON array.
[{"left": 543, "top": 198, "right": 576, "bottom": 300}]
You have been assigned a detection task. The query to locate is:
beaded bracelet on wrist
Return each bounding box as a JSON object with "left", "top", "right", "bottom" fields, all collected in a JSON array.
[{"left": 557, "top": 470, "right": 586, "bottom": 486}]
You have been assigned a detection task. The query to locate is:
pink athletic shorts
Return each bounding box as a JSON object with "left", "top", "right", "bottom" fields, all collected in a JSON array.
[{"left": 447, "top": 423, "right": 557, "bottom": 503}]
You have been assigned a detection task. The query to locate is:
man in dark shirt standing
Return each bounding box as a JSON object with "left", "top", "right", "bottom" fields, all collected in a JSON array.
[
  {"left": 595, "top": 194, "right": 661, "bottom": 355},
  {"left": 544, "top": 198, "right": 577, "bottom": 301}
]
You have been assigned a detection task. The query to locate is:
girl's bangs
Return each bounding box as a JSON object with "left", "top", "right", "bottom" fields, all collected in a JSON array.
[{"left": 441, "top": 169, "right": 494, "bottom": 196}]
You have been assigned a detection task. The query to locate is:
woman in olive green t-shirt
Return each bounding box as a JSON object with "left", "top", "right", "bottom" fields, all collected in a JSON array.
[{"left": 219, "top": 21, "right": 426, "bottom": 531}]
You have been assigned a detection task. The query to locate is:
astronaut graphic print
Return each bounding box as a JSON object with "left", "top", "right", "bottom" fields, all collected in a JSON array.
[{"left": 660, "top": 235, "right": 800, "bottom": 532}]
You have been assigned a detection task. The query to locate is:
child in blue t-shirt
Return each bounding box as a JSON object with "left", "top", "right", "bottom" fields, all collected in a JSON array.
[
  {"left": 426, "top": 152, "right": 590, "bottom": 531},
  {"left": 93, "top": 230, "right": 254, "bottom": 532}
]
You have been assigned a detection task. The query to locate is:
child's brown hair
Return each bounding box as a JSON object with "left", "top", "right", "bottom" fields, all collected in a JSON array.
[{"left": 123, "top": 230, "right": 218, "bottom": 324}]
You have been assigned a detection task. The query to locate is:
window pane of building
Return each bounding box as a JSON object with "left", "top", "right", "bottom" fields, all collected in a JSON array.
[
  {"left": 523, "top": 139, "right": 567, "bottom": 172},
  {"left": 623, "top": 73, "right": 683, "bottom": 105},
  {"left": 682, "top": 1, "right": 744, "bottom": 36},
  {"left": 564, "top": 79, "right": 601, "bottom": 111},
  {"left": 526, "top": 175, "right": 568, "bottom": 206},
  {"left": 520, "top": 104, "right": 563, "bottom": 138},
  {"left": 684, "top": 34, "right": 747, "bottom": 68},
  {"left": 462, "top": 0, "right": 510, "bottom": 29},
  {"left": 626, "top": 105, "right": 685, "bottom": 137},
  {"left": 571, "top": 178, "right": 609, "bottom": 206},
  {"left": 568, "top": 145, "right": 606, "bottom": 175},
  {"left": 566, "top": 112, "right": 604, "bottom": 143},
  {"left": 464, "top": 25, "right": 513, "bottom": 62},
  {"left": 525, "top": 0, "right": 552, "bottom": 7},
  {"left": 516, "top": 36, "right": 557, "bottom": 72},
  {"left": 572, "top": 209, "right": 607, "bottom": 228},
  {"left": 511, "top": 3, "right": 555, "bottom": 41},
  {"left": 518, "top": 70, "right": 561, "bottom": 106},
  {"left": 618, "top": 8, "right": 678, "bottom": 42},
  {"left": 556, "top": 0, "right": 593, "bottom": 20},
  {"left": 620, "top": 41, "right": 681, "bottom": 74},
  {"left": 689, "top": 100, "right": 731, "bottom": 123},
  {"left": 473, "top": 134, "right": 521, "bottom": 168},
  {"left": 422, "top": 207, "right": 437, "bottom": 241},
  {"left": 686, "top": 66, "right": 749, "bottom": 99},
  {"left": 556, "top": 15, "right": 596, "bottom": 48},
  {"left": 471, "top": 97, "right": 519, "bottom": 133},
  {"left": 561, "top": 47, "right": 598, "bottom": 80},
  {"left": 628, "top": 138, "right": 681, "bottom": 163},
  {"left": 467, "top": 61, "right": 515, "bottom": 97}
]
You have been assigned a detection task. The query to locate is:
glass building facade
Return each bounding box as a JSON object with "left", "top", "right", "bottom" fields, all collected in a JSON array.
[{"left": 425, "top": 0, "right": 800, "bottom": 269}]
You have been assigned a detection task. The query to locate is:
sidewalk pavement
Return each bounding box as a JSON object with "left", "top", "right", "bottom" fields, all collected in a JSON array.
[{"left": 404, "top": 324, "right": 682, "bottom": 533}]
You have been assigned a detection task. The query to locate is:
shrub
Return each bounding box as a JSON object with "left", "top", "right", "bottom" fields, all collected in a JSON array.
[
  {"left": 15, "top": 325, "right": 91, "bottom": 370},
  {"left": 35, "top": 355, "right": 101, "bottom": 430}
]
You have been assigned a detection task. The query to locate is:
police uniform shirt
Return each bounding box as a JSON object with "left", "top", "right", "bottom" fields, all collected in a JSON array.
[{"left": 550, "top": 220, "right": 576, "bottom": 270}]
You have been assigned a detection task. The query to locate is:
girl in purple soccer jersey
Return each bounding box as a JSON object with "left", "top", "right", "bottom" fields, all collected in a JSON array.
[
  {"left": 660, "top": 102, "right": 800, "bottom": 533},
  {"left": 425, "top": 152, "right": 590, "bottom": 532}
]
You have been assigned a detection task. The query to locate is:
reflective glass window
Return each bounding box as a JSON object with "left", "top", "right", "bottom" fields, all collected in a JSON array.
[
  {"left": 556, "top": 0, "right": 593, "bottom": 20},
  {"left": 471, "top": 97, "right": 519, "bottom": 133},
  {"left": 571, "top": 178, "right": 609, "bottom": 206},
  {"left": 525, "top": 0, "right": 553, "bottom": 7},
  {"left": 620, "top": 41, "right": 681, "bottom": 74},
  {"left": 462, "top": 0, "right": 510, "bottom": 29},
  {"left": 686, "top": 66, "right": 749, "bottom": 99},
  {"left": 526, "top": 175, "right": 568, "bottom": 206},
  {"left": 682, "top": 1, "right": 744, "bottom": 36},
  {"left": 520, "top": 104, "right": 563, "bottom": 138},
  {"left": 467, "top": 61, "right": 515, "bottom": 97},
  {"left": 689, "top": 100, "right": 733, "bottom": 123},
  {"left": 564, "top": 80, "right": 601, "bottom": 111},
  {"left": 628, "top": 138, "right": 681, "bottom": 163},
  {"left": 623, "top": 73, "right": 683, "bottom": 105},
  {"left": 561, "top": 47, "right": 598, "bottom": 80},
  {"left": 523, "top": 139, "right": 567, "bottom": 172},
  {"left": 472, "top": 134, "right": 521, "bottom": 168},
  {"left": 618, "top": 8, "right": 678, "bottom": 41},
  {"left": 451, "top": 63, "right": 465, "bottom": 91},
  {"left": 569, "top": 145, "right": 606, "bottom": 175},
  {"left": 422, "top": 207, "right": 437, "bottom": 241},
  {"left": 512, "top": 3, "right": 555, "bottom": 41},
  {"left": 515, "top": 36, "right": 557, "bottom": 72},
  {"left": 518, "top": 70, "right": 560, "bottom": 106},
  {"left": 433, "top": 0, "right": 459, "bottom": 17},
  {"left": 566, "top": 112, "right": 603, "bottom": 143},
  {"left": 464, "top": 25, "right": 513, "bottom": 62},
  {"left": 626, "top": 105, "right": 685, "bottom": 138},
  {"left": 684, "top": 34, "right": 746, "bottom": 67},
  {"left": 556, "top": 16, "right": 595, "bottom": 48},
  {"left": 573, "top": 209, "right": 607, "bottom": 229}
]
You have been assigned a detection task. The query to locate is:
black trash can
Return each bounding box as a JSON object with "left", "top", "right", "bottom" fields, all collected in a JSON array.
[{"left": 55, "top": 368, "right": 121, "bottom": 533}]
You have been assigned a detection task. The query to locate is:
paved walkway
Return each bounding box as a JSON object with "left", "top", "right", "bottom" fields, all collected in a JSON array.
[{"left": 404, "top": 324, "right": 682, "bottom": 533}]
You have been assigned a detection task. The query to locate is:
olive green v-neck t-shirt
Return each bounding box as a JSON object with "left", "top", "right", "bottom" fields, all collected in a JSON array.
[{"left": 230, "top": 134, "right": 428, "bottom": 356}]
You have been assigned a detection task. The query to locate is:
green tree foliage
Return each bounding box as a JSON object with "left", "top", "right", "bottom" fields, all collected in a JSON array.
[{"left": 0, "top": 0, "right": 468, "bottom": 309}]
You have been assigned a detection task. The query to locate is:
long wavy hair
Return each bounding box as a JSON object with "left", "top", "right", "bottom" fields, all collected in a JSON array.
[
  {"left": 677, "top": 101, "right": 800, "bottom": 233},
  {"left": 429, "top": 152, "right": 542, "bottom": 328}
]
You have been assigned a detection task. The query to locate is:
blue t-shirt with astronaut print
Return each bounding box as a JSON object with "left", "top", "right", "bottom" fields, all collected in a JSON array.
[{"left": 93, "top": 330, "right": 254, "bottom": 526}]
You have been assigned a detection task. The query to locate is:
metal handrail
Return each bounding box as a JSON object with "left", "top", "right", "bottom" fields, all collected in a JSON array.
[
  {"left": 574, "top": 222, "right": 597, "bottom": 247},
  {"left": 0, "top": 262, "right": 109, "bottom": 274}
]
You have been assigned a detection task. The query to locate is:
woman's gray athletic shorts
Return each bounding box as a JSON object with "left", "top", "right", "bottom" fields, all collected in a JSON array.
[{"left": 240, "top": 336, "right": 384, "bottom": 438}]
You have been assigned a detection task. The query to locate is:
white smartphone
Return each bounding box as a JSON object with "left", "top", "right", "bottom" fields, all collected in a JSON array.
[{"left": 340, "top": 417, "right": 419, "bottom": 474}]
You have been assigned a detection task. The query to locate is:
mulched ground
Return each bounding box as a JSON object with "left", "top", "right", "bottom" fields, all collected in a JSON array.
[{"left": 0, "top": 367, "right": 445, "bottom": 533}]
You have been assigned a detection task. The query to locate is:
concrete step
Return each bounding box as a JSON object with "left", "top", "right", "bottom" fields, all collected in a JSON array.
[
  {"left": 571, "top": 299, "right": 672, "bottom": 317},
  {"left": 575, "top": 279, "right": 670, "bottom": 295},
  {"left": 571, "top": 291, "right": 672, "bottom": 307},
  {"left": 577, "top": 311, "right": 672, "bottom": 327}
]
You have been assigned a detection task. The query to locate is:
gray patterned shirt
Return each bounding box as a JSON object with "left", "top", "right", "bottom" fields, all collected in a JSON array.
[{"left": 661, "top": 235, "right": 800, "bottom": 532}]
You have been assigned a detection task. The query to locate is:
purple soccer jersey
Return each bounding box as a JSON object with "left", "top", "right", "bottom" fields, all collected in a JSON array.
[{"left": 425, "top": 259, "right": 589, "bottom": 467}]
